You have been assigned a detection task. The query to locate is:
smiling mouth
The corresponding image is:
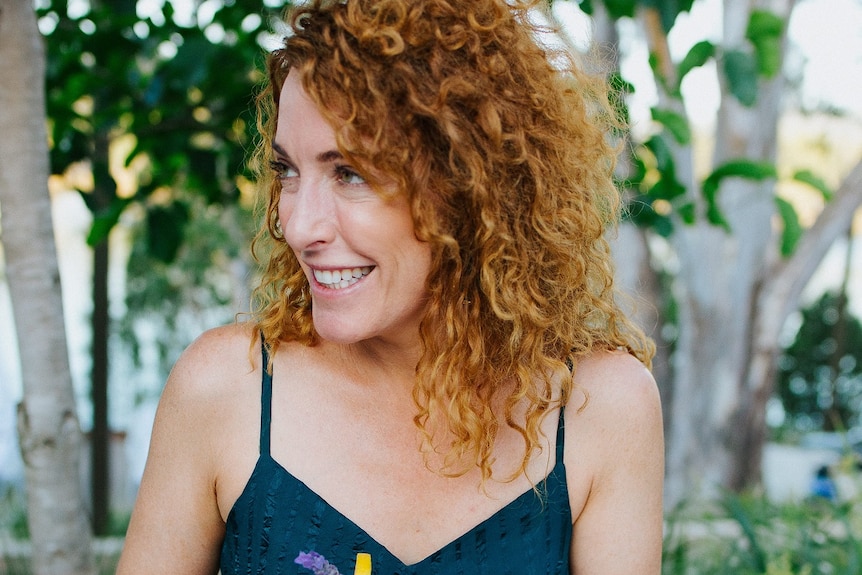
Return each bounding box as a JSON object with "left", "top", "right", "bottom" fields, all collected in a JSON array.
[{"left": 312, "top": 266, "right": 374, "bottom": 289}]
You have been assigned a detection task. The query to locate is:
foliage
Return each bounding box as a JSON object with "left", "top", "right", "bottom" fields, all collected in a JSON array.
[
  {"left": 663, "top": 490, "right": 862, "bottom": 574},
  {"left": 588, "top": 0, "right": 833, "bottom": 251},
  {"left": 37, "top": 0, "right": 276, "bottom": 352},
  {"left": 36, "top": 0, "right": 277, "bottom": 534},
  {"left": 118, "top": 196, "right": 255, "bottom": 386},
  {"left": 40, "top": 0, "right": 271, "bottom": 230},
  {"left": 777, "top": 292, "right": 862, "bottom": 433},
  {"left": 0, "top": 484, "right": 28, "bottom": 539}
]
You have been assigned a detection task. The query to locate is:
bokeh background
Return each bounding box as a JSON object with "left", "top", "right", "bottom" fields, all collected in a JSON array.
[{"left": 2, "top": 0, "right": 862, "bottom": 572}]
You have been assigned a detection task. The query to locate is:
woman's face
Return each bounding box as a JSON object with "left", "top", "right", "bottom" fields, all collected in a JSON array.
[{"left": 273, "top": 73, "right": 433, "bottom": 347}]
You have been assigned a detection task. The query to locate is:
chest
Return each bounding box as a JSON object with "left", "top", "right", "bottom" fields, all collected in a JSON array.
[
  {"left": 269, "top": 405, "right": 559, "bottom": 564},
  {"left": 221, "top": 442, "right": 572, "bottom": 574},
  {"left": 217, "top": 346, "right": 572, "bottom": 571}
]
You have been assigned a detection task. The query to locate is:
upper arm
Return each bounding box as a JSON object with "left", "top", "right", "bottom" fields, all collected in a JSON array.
[
  {"left": 117, "top": 330, "right": 242, "bottom": 574},
  {"left": 565, "top": 352, "right": 664, "bottom": 575}
]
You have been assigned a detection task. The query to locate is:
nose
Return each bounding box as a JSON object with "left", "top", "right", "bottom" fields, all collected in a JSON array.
[{"left": 279, "top": 179, "right": 336, "bottom": 251}]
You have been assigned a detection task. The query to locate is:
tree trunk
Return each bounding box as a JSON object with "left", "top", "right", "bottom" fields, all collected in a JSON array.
[
  {"left": 553, "top": 0, "right": 676, "bottom": 461},
  {"left": 0, "top": 0, "right": 96, "bottom": 573},
  {"left": 85, "top": 0, "right": 136, "bottom": 533},
  {"left": 90, "top": 135, "right": 113, "bottom": 537},
  {"left": 663, "top": 0, "right": 798, "bottom": 504}
]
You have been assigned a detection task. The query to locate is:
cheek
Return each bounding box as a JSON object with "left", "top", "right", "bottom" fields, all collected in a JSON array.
[
  {"left": 276, "top": 193, "right": 293, "bottom": 228},
  {"left": 404, "top": 239, "right": 433, "bottom": 285}
]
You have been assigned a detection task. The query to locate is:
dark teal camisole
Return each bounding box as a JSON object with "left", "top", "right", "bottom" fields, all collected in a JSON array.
[{"left": 219, "top": 345, "right": 572, "bottom": 574}]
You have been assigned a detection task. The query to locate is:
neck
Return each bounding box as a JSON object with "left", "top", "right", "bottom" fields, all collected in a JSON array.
[{"left": 321, "top": 334, "right": 424, "bottom": 392}]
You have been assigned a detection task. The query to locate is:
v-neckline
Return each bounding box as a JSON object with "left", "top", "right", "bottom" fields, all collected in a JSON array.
[
  {"left": 245, "top": 339, "right": 571, "bottom": 570},
  {"left": 261, "top": 451, "right": 567, "bottom": 568}
]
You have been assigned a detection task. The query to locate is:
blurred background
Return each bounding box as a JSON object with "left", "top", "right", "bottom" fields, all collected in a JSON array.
[{"left": 1, "top": 0, "right": 862, "bottom": 573}]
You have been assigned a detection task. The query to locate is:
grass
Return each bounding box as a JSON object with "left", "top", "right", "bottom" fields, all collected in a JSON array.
[
  {"left": 0, "top": 486, "right": 125, "bottom": 575},
  {"left": 663, "top": 490, "right": 862, "bottom": 574},
  {"left": 0, "top": 541, "right": 122, "bottom": 575}
]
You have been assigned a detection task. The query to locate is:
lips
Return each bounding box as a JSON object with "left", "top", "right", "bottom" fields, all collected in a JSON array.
[{"left": 312, "top": 266, "right": 374, "bottom": 289}]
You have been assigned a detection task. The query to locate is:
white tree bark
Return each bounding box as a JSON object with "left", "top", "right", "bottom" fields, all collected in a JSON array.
[
  {"left": 659, "top": 0, "right": 862, "bottom": 503},
  {"left": 0, "top": 0, "right": 96, "bottom": 573},
  {"left": 542, "top": 0, "right": 858, "bottom": 507},
  {"left": 664, "top": 0, "right": 798, "bottom": 503}
]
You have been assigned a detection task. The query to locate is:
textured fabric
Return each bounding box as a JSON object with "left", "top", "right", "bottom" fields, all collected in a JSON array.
[{"left": 220, "top": 344, "right": 572, "bottom": 575}]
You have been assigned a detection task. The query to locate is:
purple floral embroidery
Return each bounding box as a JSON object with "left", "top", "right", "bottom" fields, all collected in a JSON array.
[{"left": 294, "top": 551, "right": 343, "bottom": 575}]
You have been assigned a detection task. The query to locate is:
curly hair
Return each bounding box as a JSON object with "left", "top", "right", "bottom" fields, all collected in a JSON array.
[{"left": 250, "top": 0, "right": 654, "bottom": 481}]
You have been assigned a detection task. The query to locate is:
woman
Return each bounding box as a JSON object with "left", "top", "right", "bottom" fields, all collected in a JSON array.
[{"left": 117, "top": 0, "right": 664, "bottom": 573}]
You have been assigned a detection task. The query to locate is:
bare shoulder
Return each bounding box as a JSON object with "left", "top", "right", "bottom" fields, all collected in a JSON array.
[
  {"left": 563, "top": 348, "right": 663, "bottom": 478},
  {"left": 570, "top": 349, "right": 659, "bottom": 414},
  {"left": 564, "top": 350, "right": 665, "bottom": 573},
  {"left": 117, "top": 322, "right": 261, "bottom": 574},
  {"left": 151, "top": 321, "right": 262, "bottom": 468},
  {"left": 168, "top": 322, "right": 260, "bottom": 392}
]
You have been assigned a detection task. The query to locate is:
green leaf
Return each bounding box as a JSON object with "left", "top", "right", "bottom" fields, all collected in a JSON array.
[
  {"left": 706, "top": 159, "right": 777, "bottom": 182},
  {"left": 648, "top": 52, "right": 669, "bottom": 94},
  {"left": 645, "top": 135, "right": 674, "bottom": 174},
  {"left": 86, "top": 196, "right": 133, "bottom": 246},
  {"left": 775, "top": 197, "right": 802, "bottom": 257},
  {"left": 640, "top": 0, "right": 696, "bottom": 33},
  {"left": 648, "top": 174, "right": 686, "bottom": 202},
  {"left": 751, "top": 36, "right": 782, "bottom": 79},
  {"left": 723, "top": 495, "right": 767, "bottom": 572},
  {"left": 704, "top": 200, "right": 730, "bottom": 229},
  {"left": 641, "top": 135, "right": 687, "bottom": 202},
  {"left": 677, "top": 40, "right": 715, "bottom": 88},
  {"left": 746, "top": 10, "right": 784, "bottom": 78},
  {"left": 701, "top": 159, "right": 777, "bottom": 230},
  {"left": 147, "top": 202, "right": 190, "bottom": 263},
  {"left": 793, "top": 169, "right": 834, "bottom": 201},
  {"left": 602, "top": 0, "right": 637, "bottom": 20},
  {"left": 619, "top": 155, "right": 648, "bottom": 189},
  {"left": 575, "top": 0, "right": 595, "bottom": 15},
  {"left": 623, "top": 195, "right": 674, "bottom": 237},
  {"left": 723, "top": 50, "right": 759, "bottom": 106},
  {"left": 676, "top": 200, "right": 696, "bottom": 224},
  {"left": 651, "top": 107, "right": 691, "bottom": 145}
]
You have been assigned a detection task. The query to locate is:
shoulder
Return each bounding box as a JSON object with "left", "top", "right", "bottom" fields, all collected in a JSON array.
[
  {"left": 163, "top": 322, "right": 261, "bottom": 400},
  {"left": 170, "top": 322, "right": 259, "bottom": 385},
  {"left": 563, "top": 349, "right": 663, "bottom": 474},
  {"left": 563, "top": 350, "right": 665, "bottom": 572},
  {"left": 570, "top": 349, "right": 659, "bottom": 414},
  {"left": 155, "top": 322, "right": 261, "bottom": 443},
  {"left": 117, "top": 322, "right": 261, "bottom": 574}
]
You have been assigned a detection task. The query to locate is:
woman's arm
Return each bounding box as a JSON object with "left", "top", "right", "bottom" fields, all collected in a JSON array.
[
  {"left": 116, "top": 330, "right": 242, "bottom": 574},
  {"left": 566, "top": 351, "right": 665, "bottom": 575}
]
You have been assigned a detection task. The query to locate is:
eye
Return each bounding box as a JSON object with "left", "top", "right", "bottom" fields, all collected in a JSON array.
[
  {"left": 270, "top": 160, "right": 298, "bottom": 180},
  {"left": 335, "top": 165, "right": 366, "bottom": 186}
]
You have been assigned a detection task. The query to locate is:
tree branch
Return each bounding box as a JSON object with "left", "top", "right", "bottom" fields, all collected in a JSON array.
[{"left": 757, "top": 158, "right": 862, "bottom": 347}]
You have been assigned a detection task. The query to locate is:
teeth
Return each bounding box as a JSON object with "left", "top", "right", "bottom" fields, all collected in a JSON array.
[{"left": 313, "top": 266, "right": 373, "bottom": 289}]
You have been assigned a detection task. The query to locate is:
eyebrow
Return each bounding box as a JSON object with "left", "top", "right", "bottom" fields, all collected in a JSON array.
[{"left": 271, "top": 141, "right": 344, "bottom": 164}]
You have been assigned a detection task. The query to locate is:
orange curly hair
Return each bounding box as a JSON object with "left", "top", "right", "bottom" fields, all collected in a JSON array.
[{"left": 251, "top": 0, "right": 654, "bottom": 481}]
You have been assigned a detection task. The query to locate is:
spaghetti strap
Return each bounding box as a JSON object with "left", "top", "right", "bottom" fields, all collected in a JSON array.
[
  {"left": 555, "top": 404, "right": 566, "bottom": 461},
  {"left": 557, "top": 355, "right": 573, "bottom": 461},
  {"left": 259, "top": 338, "right": 272, "bottom": 456}
]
